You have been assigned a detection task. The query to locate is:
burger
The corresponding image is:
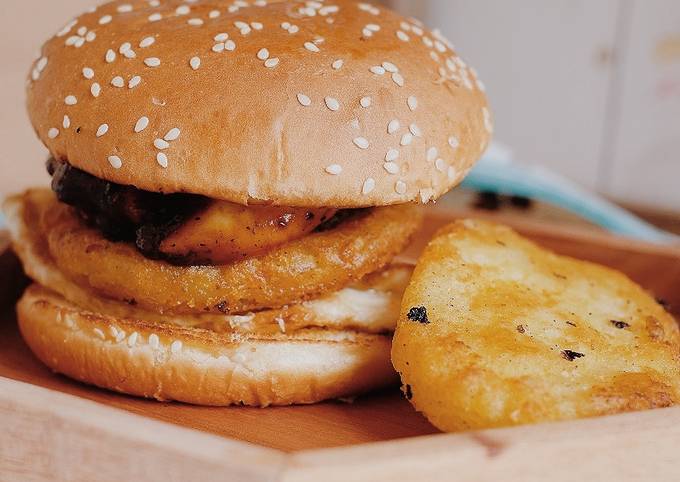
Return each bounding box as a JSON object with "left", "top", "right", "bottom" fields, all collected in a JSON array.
[{"left": 4, "top": 0, "right": 490, "bottom": 406}]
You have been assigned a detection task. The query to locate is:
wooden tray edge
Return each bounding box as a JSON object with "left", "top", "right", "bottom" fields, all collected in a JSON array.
[
  {"left": 0, "top": 376, "right": 285, "bottom": 481},
  {"left": 283, "top": 405, "right": 680, "bottom": 481}
]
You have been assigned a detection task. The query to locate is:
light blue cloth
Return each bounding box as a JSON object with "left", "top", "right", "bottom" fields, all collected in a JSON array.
[{"left": 462, "top": 144, "right": 678, "bottom": 244}]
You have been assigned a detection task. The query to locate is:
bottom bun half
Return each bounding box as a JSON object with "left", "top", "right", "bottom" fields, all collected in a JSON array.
[{"left": 18, "top": 284, "right": 398, "bottom": 406}]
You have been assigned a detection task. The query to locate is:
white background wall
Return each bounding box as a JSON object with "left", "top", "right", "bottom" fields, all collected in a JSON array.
[{"left": 390, "top": 0, "right": 680, "bottom": 210}]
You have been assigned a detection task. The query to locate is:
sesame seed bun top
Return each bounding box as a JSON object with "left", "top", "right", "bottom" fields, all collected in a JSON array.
[{"left": 27, "top": 0, "right": 492, "bottom": 207}]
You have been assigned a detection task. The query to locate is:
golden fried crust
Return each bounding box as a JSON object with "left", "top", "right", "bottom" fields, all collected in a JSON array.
[
  {"left": 6, "top": 189, "right": 422, "bottom": 314},
  {"left": 392, "top": 219, "right": 680, "bottom": 432},
  {"left": 18, "top": 284, "right": 397, "bottom": 406}
]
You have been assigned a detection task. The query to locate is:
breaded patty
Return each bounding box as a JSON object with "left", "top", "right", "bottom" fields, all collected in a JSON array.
[{"left": 392, "top": 219, "right": 680, "bottom": 432}]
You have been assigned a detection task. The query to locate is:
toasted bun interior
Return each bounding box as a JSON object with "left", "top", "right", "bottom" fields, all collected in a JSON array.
[{"left": 19, "top": 284, "right": 397, "bottom": 406}]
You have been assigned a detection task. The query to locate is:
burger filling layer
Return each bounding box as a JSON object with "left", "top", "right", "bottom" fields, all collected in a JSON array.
[{"left": 48, "top": 159, "right": 337, "bottom": 265}]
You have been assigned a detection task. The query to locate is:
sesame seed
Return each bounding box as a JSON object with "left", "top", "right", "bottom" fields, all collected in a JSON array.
[
  {"left": 176, "top": 5, "right": 190, "bottom": 15},
  {"left": 148, "top": 13, "right": 162, "bottom": 22},
  {"left": 65, "top": 95, "right": 77, "bottom": 105},
  {"left": 435, "top": 40, "right": 446, "bottom": 53},
  {"left": 401, "top": 133, "right": 414, "bottom": 146},
  {"left": 297, "top": 93, "right": 311, "bottom": 106},
  {"left": 109, "top": 326, "right": 119, "bottom": 338},
  {"left": 154, "top": 138, "right": 170, "bottom": 149},
  {"left": 117, "top": 4, "right": 133, "bottom": 13},
  {"left": 164, "top": 128, "right": 181, "bottom": 141},
  {"left": 385, "top": 149, "right": 399, "bottom": 162},
  {"left": 483, "top": 107, "right": 493, "bottom": 133},
  {"left": 257, "top": 48, "right": 270, "bottom": 60},
  {"left": 128, "top": 76, "right": 141, "bottom": 88},
  {"left": 111, "top": 76, "right": 125, "bottom": 88},
  {"left": 190, "top": 56, "right": 201, "bottom": 70},
  {"left": 91, "top": 82, "right": 101, "bottom": 97},
  {"left": 332, "top": 59, "right": 344, "bottom": 70},
  {"left": 37, "top": 57, "right": 48, "bottom": 72},
  {"left": 325, "top": 164, "right": 342, "bottom": 175},
  {"left": 324, "top": 97, "right": 340, "bottom": 111},
  {"left": 115, "top": 330, "right": 126, "bottom": 343},
  {"left": 96, "top": 124, "right": 109, "bottom": 137},
  {"left": 396, "top": 30, "right": 410, "bottom": 42},
  {"left": 264, "top": 57, "right": 279, "bottom": 68},
  {"left": 212, "top": 43, "right": 225, "bottom": 53},
  {"left": 395, "top": 180, "right": 407, "bottom": 194},
  {"left": 251, "top": 22, "right": 263, "bottom": 30},
  {"left": 362, "top": 178, "right": 376, "bottom": 195},
  {"left": 384, "top": 162, "right": 399, "bottom": 174},
  {"left": 134, "top": 116, "right": 149, "bottom": 133},
  {"left": 409, "top": 124, "right": 422, "bottom": 137},
  {"left": 188, "top": 18, "right": 204, "bottom": 26},
  {"left": 99, "top": 15, "right": 112, "bottom": 25},
  {"left": 82, "top": 67, "right": 94, "bottom": 79},
  {"left": 448, "top": 136, "right": 459, "bottom": 148},
  {"left": 63, "top": 115, "right": 70, "bottom": 129},
  {"left": 93, "top": 328, "right": 105, "bottom": 340},
  {"left": 369, "top": 66, "right": 385, "bottom": 75},
  {"left": 281, "top": 22, "right": 291, "bottom": 29},
  {"left": 366, "top": 23, "right": 381, "bottom": 32},
  {"left": 387, "top": 119, "right": 400, "bottom": 134},
  {"left": 47, "top": 128, "right": 59, "bottom": 139},
  {"left": 360, "top": 96, "right": 371, "bottom": 108},
  {"left": 108, "top": 156, "right": 122, "bottom": 169},
  {"left": 448, "top": 165, "right": 457, "bottom": 179},
  {"left": 353, "top": 137, "right": 370, "bottom": 149},
  {"left": 427, "top": 147, "right": 438, "bottom": 162},
  {"left": 157, "top": 152, "right": 168, "bottom": 168},
  {"left": 319, "top": 5, "right": 339, "bottom": 15},
  {"left": 382, "top": 61, "right": 398, "bottom": 72},
  {"left": 127, "top": 331, "right": 138, "bottom": 347},
  {"left": 170, "top": 340, "right": 182, "bottom": 353},
  {"left": 119, "top": 42, "right": 132, "bottom": 54},
  {"left": 105, "top": 49, "right": 116, "bottom": 63},
  {"left": 214, "top": 33, "right": 229, "bottom": 42},
  {"left": 407, "top": 96, "right": 418, "bottom": 111},
  {"left": 392, "top": 73, "right": 405, "bottom": 87},
  {"left": 420, "top": 188, "right": 434, "bottom": 204},
  {"left": 144, "top": 57, "right": 161, "bottom": 67},
  {"left": 304, "top": 42, "right": 320, "bottom": 52},
  {"left": 435, "top": 158, "right": 446, "bottom": 172},
  {"left": 149, "top": 333, "right": 160, "bottom": 348},
  {"left": 224, "top": 40, "right": 236, "bottom": 51},
  {"left": 288, "top": 25, "right": 299, "bottom": 34},
  {"left": 209, "top": 10, "right": 220, "bottom": 18},
  {"left": 140, "top": 36, "right": 155, "bottom": 48}
]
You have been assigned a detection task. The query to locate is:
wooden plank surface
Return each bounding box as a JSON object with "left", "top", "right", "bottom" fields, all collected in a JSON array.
[
  {"left": 284, "top": 403, "right": 680, "bottom": 482},
  {"left": 1, "top": 210, "right": 679, "bottom": 460},
  {"left": 0, "top": 378, "right": 284, "bottom": 482}
]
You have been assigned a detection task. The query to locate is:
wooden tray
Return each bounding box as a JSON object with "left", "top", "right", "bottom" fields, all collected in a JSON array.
[{"left": 2, "top": 210, "right": 680, "bottom": 481}]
